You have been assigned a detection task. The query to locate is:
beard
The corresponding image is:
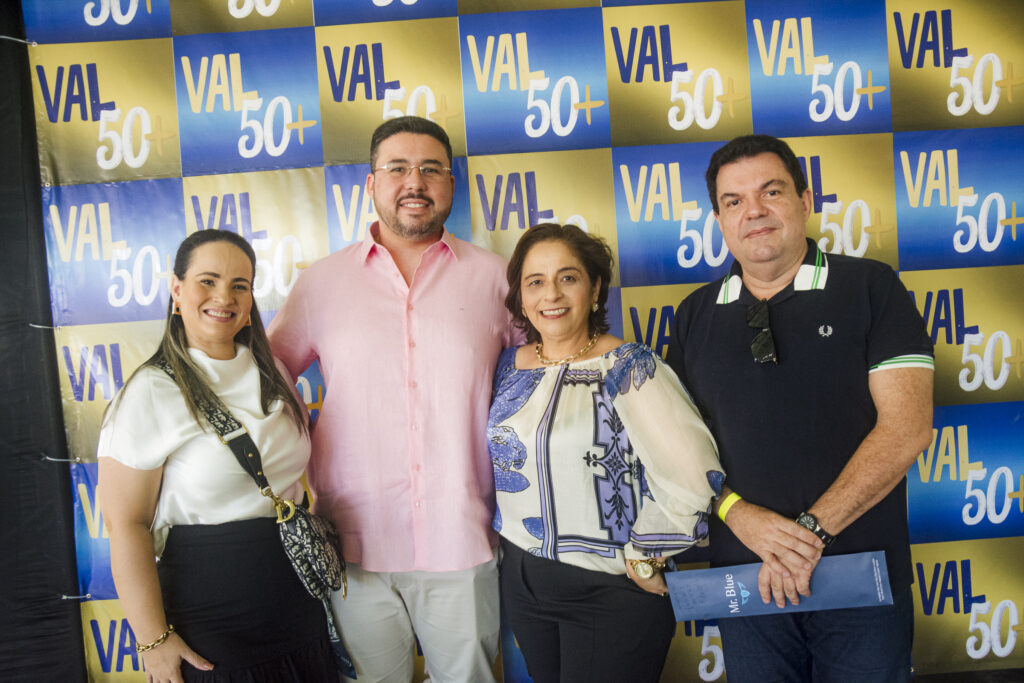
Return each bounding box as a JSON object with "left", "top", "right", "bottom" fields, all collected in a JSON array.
[{"left": 377, "top": 193, "right": 451, "bottom": 242}]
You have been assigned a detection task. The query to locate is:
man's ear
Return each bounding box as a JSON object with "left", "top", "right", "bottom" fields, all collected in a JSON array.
[{"left": 800, "top": 187, "right": 813, "bottom": 221}]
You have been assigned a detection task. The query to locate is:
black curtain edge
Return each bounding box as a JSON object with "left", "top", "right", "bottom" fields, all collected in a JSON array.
[{"left": 0, "top": 3, "right": 88, "bottom": 681}]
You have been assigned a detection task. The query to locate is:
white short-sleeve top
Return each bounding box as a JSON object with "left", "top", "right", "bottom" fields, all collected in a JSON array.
[{"left": 97, "top": 345, "right": 309, "bottom": 555}]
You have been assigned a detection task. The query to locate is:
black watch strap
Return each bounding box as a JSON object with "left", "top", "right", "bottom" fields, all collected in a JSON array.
[{"left": 795, "top": 511, "right": 835, "bottom": 547}]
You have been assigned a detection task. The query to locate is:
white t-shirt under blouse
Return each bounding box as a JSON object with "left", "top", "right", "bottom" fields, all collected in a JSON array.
[{"left": 97, "top": 345, "right": 309, "bottom": 555}]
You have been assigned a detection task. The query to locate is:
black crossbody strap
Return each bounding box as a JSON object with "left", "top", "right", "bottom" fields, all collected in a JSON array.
[{"left": 157, "top": 359, "right": 273, "bottom": 492}]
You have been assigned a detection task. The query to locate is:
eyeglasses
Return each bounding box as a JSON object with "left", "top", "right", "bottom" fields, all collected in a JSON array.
[
  {"left": 746, "top": 300, "right": 777, "bottom": 364},
  {"left": 374, "top": 163, "right": 452, "bottom": 182}
]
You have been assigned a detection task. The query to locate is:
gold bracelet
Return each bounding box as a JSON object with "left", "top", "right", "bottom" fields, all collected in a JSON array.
[
  {"left": 717, "top": 492, "right": 742, "bottom": 523},
  {"left": 136, "top": 624, "right": 175, "bottom": 653}
]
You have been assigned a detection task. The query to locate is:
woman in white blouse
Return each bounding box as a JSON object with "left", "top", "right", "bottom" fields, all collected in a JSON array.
[
  {"left": 98, "top": 230, "right": 335, "bottom": 683},
  {"left": 490, "top": 223, "right": 724, "bottom": 682}
]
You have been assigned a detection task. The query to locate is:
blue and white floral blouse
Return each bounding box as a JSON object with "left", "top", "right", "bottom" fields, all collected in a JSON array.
[{"left": 488, "top": 342, "right": 724, "bottom": 575}]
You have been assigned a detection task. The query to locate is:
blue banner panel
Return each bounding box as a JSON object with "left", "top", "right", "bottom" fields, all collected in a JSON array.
[
  {"left": 459, "top": 8, "right": 610, "bottom": 155},
  {"left": 613, "top": 141, "right": 732, "bottom": 287},
  {"left": 909, "top": 401, "right": 1024, "bottom": 544},
  {"left": 23, "top": 0, "right": 172, "bottom": 44},
  {"left": 43, "top": 178, "right": 186, "bottom": 327},
  {"left": 313, "top": 0, "right": 457, "bottom": 24},
  {"left": 324, "top": 162, "right": 377, "bottom": 252},
  {"left": 746, "top": 0, "right": 891, "bottom": 137},
  {"left": 71, "top": 462, "right": 116, "bottom": 600},
  {"left": 894, "top": 126, "right": 1024, "bottom": 272},
  {"left": 174, "top": 27, "right": 323, "bottom": 175}
]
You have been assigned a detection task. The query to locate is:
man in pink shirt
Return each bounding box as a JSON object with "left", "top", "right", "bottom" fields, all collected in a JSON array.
[{"left": 269, "top": 117, "right": 517, "bottom": 682}]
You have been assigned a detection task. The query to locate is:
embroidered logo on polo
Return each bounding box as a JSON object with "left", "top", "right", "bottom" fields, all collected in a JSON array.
[{"left": 819, "top": 324, "right": 834, "bottom": 337}]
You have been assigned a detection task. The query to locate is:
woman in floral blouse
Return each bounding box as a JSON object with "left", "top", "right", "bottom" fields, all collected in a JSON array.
[{"left": 489, "top": 223, "right": 724, "bottom": 682}]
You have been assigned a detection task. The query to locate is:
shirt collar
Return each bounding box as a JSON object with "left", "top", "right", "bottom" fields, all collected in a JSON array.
[
  {"left": 357, "top": 221, "right": 458, "bottom": 263},
  {"left": 716, "top": 238, "right": 829, "bottom": 304}
]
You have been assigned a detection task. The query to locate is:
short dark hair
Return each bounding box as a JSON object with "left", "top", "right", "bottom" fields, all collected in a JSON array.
[
  {"left": 505, "top": 223, "right": 613, "bottom": 344},
  {"left": 705, "top": 135, "right": 807, "bottom": 213},
  {"left": 369, "top": 116, "right": 453, "bottom": 169}
]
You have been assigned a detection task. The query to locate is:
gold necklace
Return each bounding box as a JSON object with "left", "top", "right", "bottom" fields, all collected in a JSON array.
[{"left": 536, "top": 333, "right": 600, "bottom": 366}]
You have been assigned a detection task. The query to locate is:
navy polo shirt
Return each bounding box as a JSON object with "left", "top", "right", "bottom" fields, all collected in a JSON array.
[{"left": 666, "top": 239, "right": 933, "bottom": 592}]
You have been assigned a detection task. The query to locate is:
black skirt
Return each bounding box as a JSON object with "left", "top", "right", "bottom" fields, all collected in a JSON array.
[{"left": 157, "top": 517, "right": 336, "bottom": 682}]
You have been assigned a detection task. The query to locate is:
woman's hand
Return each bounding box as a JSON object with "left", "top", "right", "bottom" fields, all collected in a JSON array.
[
  {"left": 142, "top": 632, "right": 213, "bottom": 683},
  {"left": 624, "top": 558, "right": 669, "bottom": 596}
]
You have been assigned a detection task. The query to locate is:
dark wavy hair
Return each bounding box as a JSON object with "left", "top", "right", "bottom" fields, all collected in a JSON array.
[
  {"left": 105, "top": 230, "right": 307, "bottom": 434},
  {"left": 505, "top": 223, "right": 613, "bottom": 344},
  {"left": 370, "top": 115, "right": 452, "bottom": 169},
  {"left": 705, "top": 134, "right": 808, "bottom": 213}
]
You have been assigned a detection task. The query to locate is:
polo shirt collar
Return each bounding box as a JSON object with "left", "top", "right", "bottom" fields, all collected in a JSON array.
[
  {"left": 715, "top": 238, "right": 829, "bottom": 304},
  {"left": 358, "top": 221, "right": 458, "bottom": 263}
]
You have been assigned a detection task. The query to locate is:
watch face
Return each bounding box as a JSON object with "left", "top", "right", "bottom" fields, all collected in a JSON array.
[
  {"left": 634, "top": 561, "right": 654, "bottom": 580},
  {"left": 796, "top": 513, "right": 817, "bottom": 531}
]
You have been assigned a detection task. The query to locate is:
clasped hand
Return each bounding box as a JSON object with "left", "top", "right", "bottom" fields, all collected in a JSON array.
[{"left": 726, "top": 501, "right": 823, "bottom": 608}]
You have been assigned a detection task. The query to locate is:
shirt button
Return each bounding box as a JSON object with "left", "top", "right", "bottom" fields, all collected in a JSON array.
[
  {"left": 410, "top": 380, "right": 417, "bottom": 389},
  {"left": 411, "top": 423, "right": 418, "bottom": 431},
  {"left": 414, "top": 500, "right": 422, "bottom": 508},
  {"left": 407, "top": 303, "right": 414, "bottom": 311},
  {"left": 409, "top": 340, "right": 416, "bottom": 348},
  {"left": 414, "top": 464, "right": 422, "bottom": 472}
]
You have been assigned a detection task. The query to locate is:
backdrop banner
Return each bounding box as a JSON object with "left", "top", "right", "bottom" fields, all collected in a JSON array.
[{"left": 21, "top": 0, "right": 1024, "bottom": 679}]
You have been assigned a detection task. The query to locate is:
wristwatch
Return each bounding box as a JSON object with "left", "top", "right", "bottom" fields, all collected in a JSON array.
[
  {"left": 795, "top": 511, "right": 835, "bottom": 547},
  {"left": 628, "top": 558, "right": 667, "bottom": 580}
]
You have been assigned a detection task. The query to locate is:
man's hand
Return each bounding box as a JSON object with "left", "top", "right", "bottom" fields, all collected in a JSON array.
[{"left": 724, "top": 500, "right": 823, "bottom": 606}]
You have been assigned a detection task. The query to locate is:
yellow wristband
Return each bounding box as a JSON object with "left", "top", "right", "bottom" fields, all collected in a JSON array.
[{"left": 717, "top": 492, "right": 742, "bottom": 523}]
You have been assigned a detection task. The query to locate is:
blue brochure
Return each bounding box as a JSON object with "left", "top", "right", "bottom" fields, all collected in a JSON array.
[{"left": 666, "top": 551, "right": 892, "bottom": 621}]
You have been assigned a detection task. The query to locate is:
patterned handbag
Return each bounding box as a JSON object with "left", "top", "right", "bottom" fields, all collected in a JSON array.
[{"left": 158, "top": 360, "right": 356, "bottom": 678}]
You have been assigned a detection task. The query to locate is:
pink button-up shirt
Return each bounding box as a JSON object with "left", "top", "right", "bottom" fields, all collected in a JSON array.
[{"left": 269, "top": 225, "right": 517, "bottom": 572}]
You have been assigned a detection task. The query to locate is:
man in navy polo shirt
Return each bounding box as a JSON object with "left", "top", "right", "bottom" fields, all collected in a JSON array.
[{"left": 666, "top": 135, "right": 934, "bottom": 682}]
